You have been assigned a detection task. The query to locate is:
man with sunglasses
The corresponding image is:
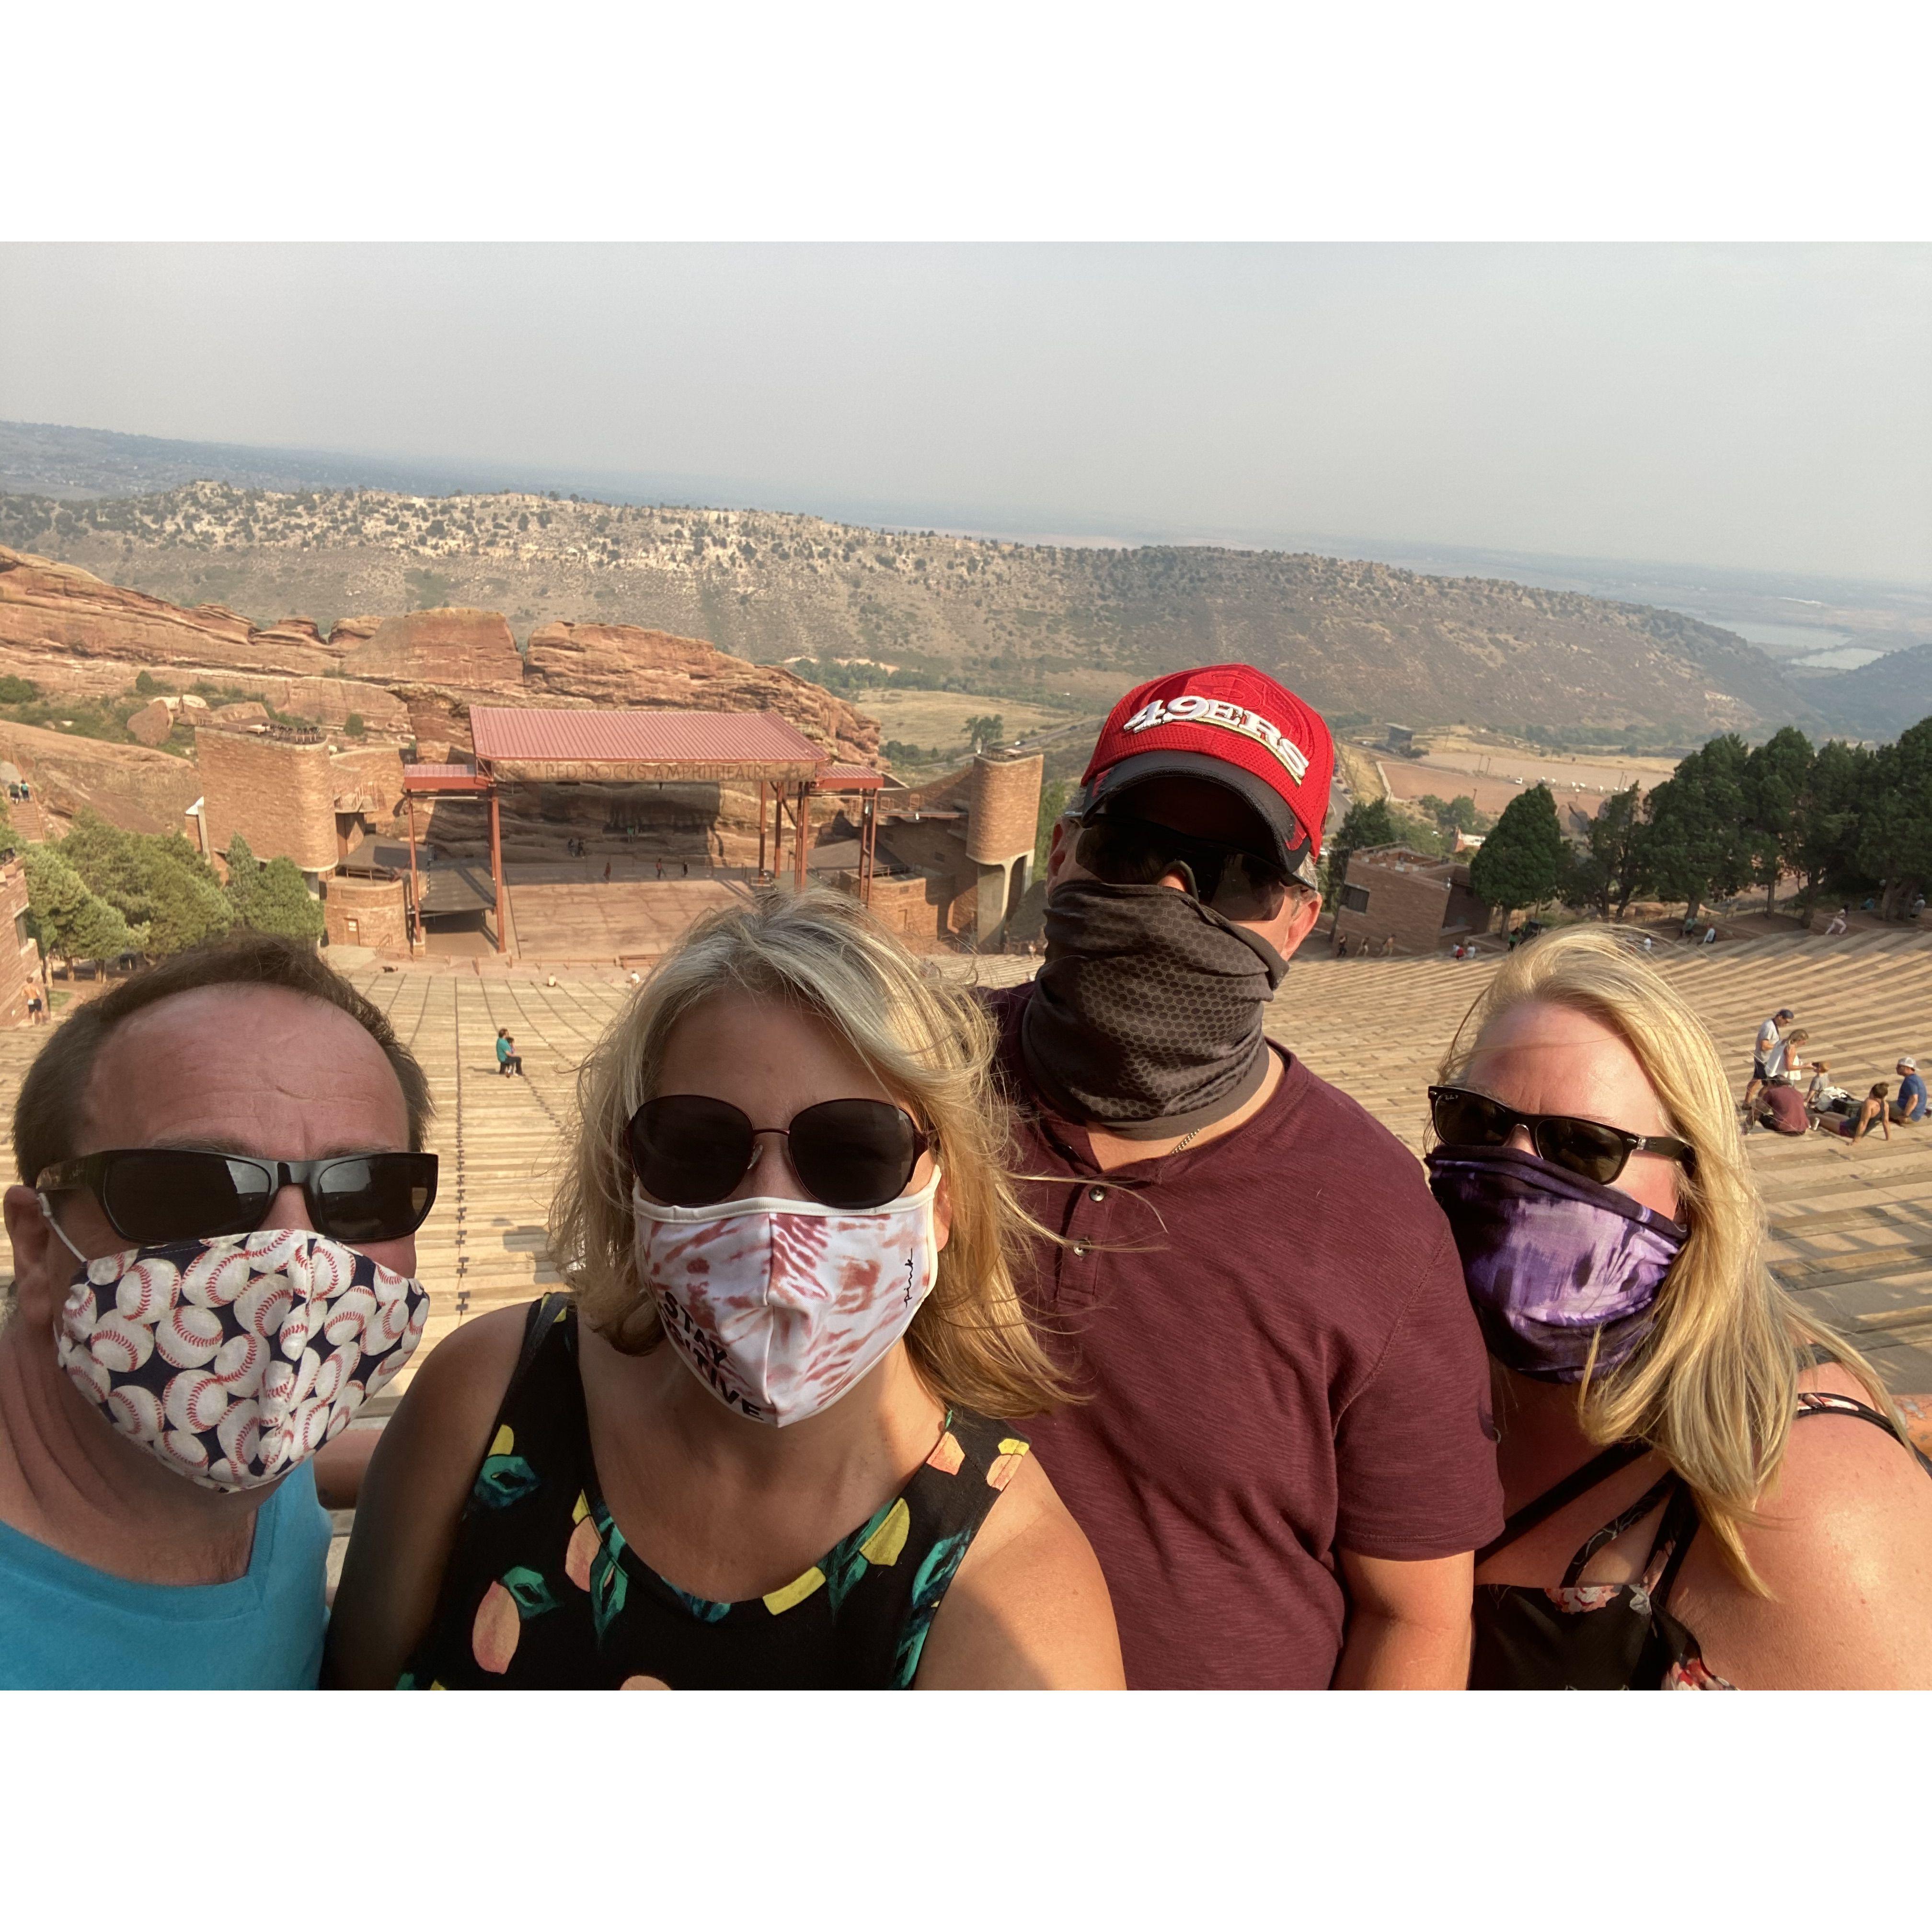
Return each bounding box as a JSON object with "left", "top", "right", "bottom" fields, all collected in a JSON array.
[
  {"left": 0, "top": 933, "right": 437, "bottom": 1688},
  {"left": 984, "top": 664, "right": 1503, "bottom": 1689}
]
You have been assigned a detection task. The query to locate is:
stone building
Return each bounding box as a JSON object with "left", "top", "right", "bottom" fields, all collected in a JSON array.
[
  {"left": 0, "top": 856, "right": 45, "bottom": 1025},
  {"left": 836, "top": 751, "right": 1044, "bottom": 951},
  {"left": 1331, "top": 844, "right": 1489, "bottom": 956},
  {"left": 965, "top": 753, "right": 1043, "bottom": 950},
  {"left": 195, "top": 723, "right": 342, "bottom": 878},
  {"left": 322, "top": 874, "right": 410, "bottom": 954}
]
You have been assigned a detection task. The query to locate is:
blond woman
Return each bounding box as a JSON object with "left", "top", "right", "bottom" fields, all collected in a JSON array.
[
  {"left": 329, "top": 888, "right": 1121, "bottom": 1689},
  {"left": 1424, "top": 926, "right": 1932, "bottom": 1688}
]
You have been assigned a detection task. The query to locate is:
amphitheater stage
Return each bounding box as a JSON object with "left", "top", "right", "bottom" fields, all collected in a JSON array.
[{"left": 496, "top": 868, "right": 749, "bottom": 963}]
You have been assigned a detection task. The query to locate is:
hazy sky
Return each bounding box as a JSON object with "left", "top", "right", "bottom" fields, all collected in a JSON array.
[{"left": 2, "top": 243, "right": 1926, "bottom": 584}]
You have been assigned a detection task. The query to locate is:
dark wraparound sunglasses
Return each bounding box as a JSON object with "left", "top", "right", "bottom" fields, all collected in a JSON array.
[
  {"left": 36, "top": 1149, "right": 439, "bottom": 1245},
  {"left": 1074, "top": 810, "right": 1296, "bottom": 923},
  {"left": 1428, "top": 1086, "right": 1693, "bottom": 1187},
  {"left": 627, "top": 1095, "right": 932, "bottom": 1211}
]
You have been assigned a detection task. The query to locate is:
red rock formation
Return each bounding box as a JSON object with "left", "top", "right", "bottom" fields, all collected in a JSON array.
[
  {"left": 327, "top": 616, "right": 383, "bottom": 650},
  {"left": 0, "top": 547, "right": 338, "bottom": 679},
  {"left": 338, "top": 608, "right": 523, "bottom": 690},
  {"left": 265, "top": 677, "right": 412, "bottom": 736},
  {"left": 126, "top": 699, "right": 175, "bottom": 747},
  {"left": 0, "top": 719, "right": 204, "bottom": 837},
  {"left": 522, "top": 621, "right": 879, "bottom": 763}
]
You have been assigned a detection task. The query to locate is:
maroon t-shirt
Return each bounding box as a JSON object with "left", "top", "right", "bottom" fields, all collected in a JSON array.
[
  {"left": 1761, "top": 1084, "right": 1809, "bottom": 1134},
  {"left": 984, "top": 983, "right": 1503, "bottom": 1689}
]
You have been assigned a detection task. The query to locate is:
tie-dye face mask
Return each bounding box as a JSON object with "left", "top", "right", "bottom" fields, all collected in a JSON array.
[
  {"left": 632, "top": 1173, "right": 941, "bottom": 1426},
  {"left": 1425, "top": 1145, "right": 1686, "bottom": 1383}
]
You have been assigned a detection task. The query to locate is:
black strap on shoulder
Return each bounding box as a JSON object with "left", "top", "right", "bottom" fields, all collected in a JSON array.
[
  {"left": 1649, "top": 1479, "right": 1705, "bottom": 1607},
  {"left": 504, "top": 1291, "right": 570, "bottom": 1405},
  {"left": 1477, "top": 1440, "right": 1652, "bottom": 1564},
  {"left": 1793, "top": 1389, "right": 1905, "bottom": 1442},
  {"left": 1561, "top": 1470, "right": 1678, "bottom": 1587}
]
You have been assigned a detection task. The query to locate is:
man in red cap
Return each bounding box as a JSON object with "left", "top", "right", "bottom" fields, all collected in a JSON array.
[{"left": 985, "top": 664, "right": 1502, "bottom": 1688}]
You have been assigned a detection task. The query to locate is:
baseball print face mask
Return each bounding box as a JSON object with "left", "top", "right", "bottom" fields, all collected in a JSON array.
[
  {"left": 632, "top": 1172, "right": 942, "bottom": 1427},
  {"left": 48, "top": 1214, "right": 430, "bottom": 1491},
  {"left": 1425, "top": 1145, "right": 1686, "bottom": 1383}
]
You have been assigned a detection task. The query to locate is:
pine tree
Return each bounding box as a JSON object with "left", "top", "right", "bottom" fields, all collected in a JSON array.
[
  {"left": 1857, "top": 720, "right": 1932, "bottom": 918},
  {"left": 1742, "top": 726, "right": 1815, "bottom": 916},
  {"left": 1561, "top": 784, "right": 1648, "bottom": 920},
  {"left": 1469, "top": 783, "right": 1565, "bottom": 933},
  {"left": 1639, "top": 736, "right": 1752, "bottom": 926},
  {"left": 23, "top": 845, "right": 134, "bottom": 964},
  {"left": 1792, "top": 740, "right": 1875, "bottom": 923},
  {"left": 236, "top": 856, "right": 324, "bottom": 943}
]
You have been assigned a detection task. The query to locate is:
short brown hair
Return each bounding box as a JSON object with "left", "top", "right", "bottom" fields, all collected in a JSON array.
[{"left": 12, "top": 933, "right": 434, "bottom": 1185}]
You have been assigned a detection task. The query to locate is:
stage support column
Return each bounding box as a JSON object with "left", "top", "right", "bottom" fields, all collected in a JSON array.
[
  {"left": 489, "top": 788, "right": 507, "bottom": 954},
  {"left": 757, "top": 781, "right": 768, "bottom": 877},
  {"left": 793, "top": 782, "right": 810, "bottom": 890},
  {"left": 405, "top": 794, "right": 423, "bottom": 954}
]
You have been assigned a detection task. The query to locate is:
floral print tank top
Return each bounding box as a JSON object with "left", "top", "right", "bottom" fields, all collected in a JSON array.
[
  {"left": 401, "top": 1296, "right": 1031, "bottom": 1690},
  {"left": 1470, "top": 1389, "right": 1917, "bottom": 1690}
]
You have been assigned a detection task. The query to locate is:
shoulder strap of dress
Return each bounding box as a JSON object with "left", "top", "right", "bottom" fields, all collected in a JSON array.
[
  {"left": 1793, "top": 1388, "right": 1906, "bottom": 1441},
  {"left": 1477, "top": 1440, "right": 1652, "bottom": 1564},
  {"left": 1561, "top": 1470, "right": 1679, "bottom": 1587},
  {"left": 504, "top": 1292, "right": 572, "bottom": 1404}
]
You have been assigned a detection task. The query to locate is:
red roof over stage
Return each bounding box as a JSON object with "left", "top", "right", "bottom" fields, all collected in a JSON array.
[{"left": 468, "top": 707, "right": 826, "bottom": 780}]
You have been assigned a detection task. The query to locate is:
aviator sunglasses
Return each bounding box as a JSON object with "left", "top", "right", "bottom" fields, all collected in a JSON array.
[
  {"left": 1427, "top": 1086, "right": 1693, "bottom": 1187},
  {"left": 626, "top": 1094, "right": 932, "bottom": 1211},
  {"left": 35, "top": 1149, "right": 440, "bottom": 1246},
  {"left": 1074, "top": 809, "right": 1297, "bottom": 922}
]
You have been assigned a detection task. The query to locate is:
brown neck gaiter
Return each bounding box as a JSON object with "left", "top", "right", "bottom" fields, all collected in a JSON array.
[{"left": 1020, "top": 878, "right": 1288, "bottom": 1140}]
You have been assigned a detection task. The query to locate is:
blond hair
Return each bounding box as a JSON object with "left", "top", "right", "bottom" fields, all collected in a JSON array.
[
  {"left": 550, "top": 885, "right": 1070, "bottom": 1419},
  {"left": 1438, "top": 924, "right": 1897, "bottom": 1589}
]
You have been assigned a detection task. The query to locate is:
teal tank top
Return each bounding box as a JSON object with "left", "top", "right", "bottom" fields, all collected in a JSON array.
[{"left": 0, "top": 1464, "right": 332, "bottom": 1689}]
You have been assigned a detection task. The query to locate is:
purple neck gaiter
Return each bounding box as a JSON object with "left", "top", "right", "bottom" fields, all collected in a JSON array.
[{"left": 1426, "top": 1144, "right": 1687, "bottom": 1383}]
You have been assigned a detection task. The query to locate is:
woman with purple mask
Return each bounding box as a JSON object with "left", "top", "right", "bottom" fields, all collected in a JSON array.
[{"left": 1426, "top": 927, "right": 1932, "bottom": 1689}]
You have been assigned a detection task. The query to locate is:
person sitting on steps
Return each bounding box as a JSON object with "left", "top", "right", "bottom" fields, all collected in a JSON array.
[{"left": 495, "top": 1030, "right": 523, "bottom": 1078}]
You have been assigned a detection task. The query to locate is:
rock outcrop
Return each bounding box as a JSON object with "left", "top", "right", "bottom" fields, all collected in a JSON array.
[
  {"left": 0, "top": 718, "right": 204, "bottom": 837},
  {"left": 264, "top": 677, "right": 412, "bottom": 736},
  {"left": 338, "top": 608, "right": 522, "bottom": 690},
  {"left": 0, "top": 553, "right": 889, "bottom": 861},
  {"left": 0, "top": 547, "right": 339, "bottom": 680},
  {"left": 522, "top": 621, "right": 880, "bottom": 764},
  {"left": 126, "top": 699, "right": 174, "bottom": 747}
]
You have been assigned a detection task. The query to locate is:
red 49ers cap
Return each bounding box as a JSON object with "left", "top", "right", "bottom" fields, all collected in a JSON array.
[{"left": 1075, "top": 664, "right": 1335, "bottom": 887}]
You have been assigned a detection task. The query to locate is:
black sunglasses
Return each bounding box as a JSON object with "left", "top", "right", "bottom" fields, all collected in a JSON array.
[
  {"left": 627, "top": 1095, "right": 932, "bottom": 1211},
  {"left": 1427, "top": 1086, "right": 1693, "bottom": 1187},
  {"left": 36, "top": 1149, "right": 439, "bottom": 1246},
  {"left": 1075, "top": 810, "right": 1296, "bottom": 922}
]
